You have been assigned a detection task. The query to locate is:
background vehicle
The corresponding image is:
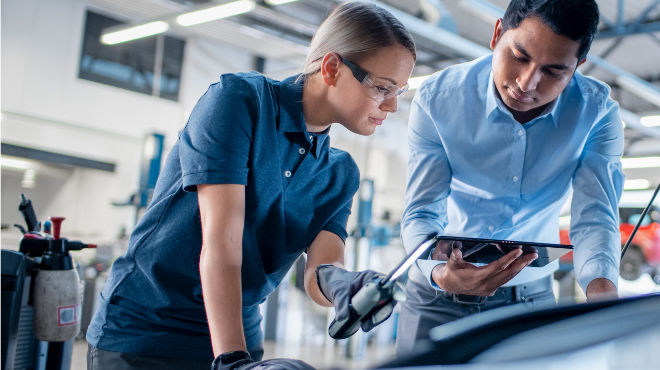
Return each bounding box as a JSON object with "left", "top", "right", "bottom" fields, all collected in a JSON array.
[{"left": 559, "top": 205, "right": 660, "bottom": 283}]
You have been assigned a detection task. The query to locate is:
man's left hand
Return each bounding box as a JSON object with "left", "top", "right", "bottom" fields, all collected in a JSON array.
[{"left": 586, "top": 277, "right": 617, "bottom": 302}]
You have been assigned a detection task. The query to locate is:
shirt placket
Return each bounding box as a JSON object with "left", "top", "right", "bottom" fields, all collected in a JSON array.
[{"left": 282, "top": 134, "right": 313, "bottom": 187}]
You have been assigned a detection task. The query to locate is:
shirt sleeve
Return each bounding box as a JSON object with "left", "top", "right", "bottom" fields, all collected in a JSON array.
[
  {"left": 179, "top": 74, "right": 258, "bottom": 192},
  {"left": 401, "top": 83, "right": 452, "bottom": 288},
  {"left": 322, "top": 198, "right": 352, "bottom": 243},
  {"left": 570, "top": 96, "right": 625, "bottom": 291}
]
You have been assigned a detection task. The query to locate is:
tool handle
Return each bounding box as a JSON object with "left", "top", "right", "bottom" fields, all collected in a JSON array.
[
  {"left": 327, "top": 280, "right": 386, "bottom": 339},
  {"left": 328, "top": 307, "right": 364, "bottom": 339},
  {"left": 18, "top": 194, "right": 40, "bottom": 232}
]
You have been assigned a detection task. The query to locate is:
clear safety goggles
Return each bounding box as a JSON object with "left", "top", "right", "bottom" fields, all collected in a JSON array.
[{"left": 339, "top": 56, "right": 409, "bottom": 103}]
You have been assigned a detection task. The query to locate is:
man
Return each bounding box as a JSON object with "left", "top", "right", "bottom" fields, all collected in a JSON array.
[{"left": 397, "top": 0, "right": 624, "bottom": 356}]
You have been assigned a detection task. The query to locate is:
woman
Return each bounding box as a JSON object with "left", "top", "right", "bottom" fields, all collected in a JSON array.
[{"left": 86, "top": 3, "right": 416, "bottom": 369}]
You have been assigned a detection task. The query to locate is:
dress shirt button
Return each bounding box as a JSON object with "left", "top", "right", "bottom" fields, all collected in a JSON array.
[
  {"left": 513, "top": 176, "right": 519, "bottom": 182},
  {"left": 489, "top": 225, "right": 494, "bottom": 231},
  {"left": 298, "top": 148, "right": 305, "bottom": 155},
  {"left": 284, "top": 171, "right": 291, "bottom": 178},
  {"left": 518, "top": 130, "right": 524, "bottom": 136},
  {"left": 309, "top": 135, "right": 313, "bottom": 140}
]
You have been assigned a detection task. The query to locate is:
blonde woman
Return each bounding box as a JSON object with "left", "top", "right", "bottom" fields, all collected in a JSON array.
[{"left": 86, "top": 3, "right": 416, "bottom": 369}]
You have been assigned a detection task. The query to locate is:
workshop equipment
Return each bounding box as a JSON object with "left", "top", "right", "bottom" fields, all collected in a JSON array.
[
  {"left": 328, "top": 235, "right": 440, "bottom": 339},
  {"left": 621, "top": 183, "right": 660, "bottom": 259},
  {"left": 1, "top": 194, "right": 95, "bottom": 370}
]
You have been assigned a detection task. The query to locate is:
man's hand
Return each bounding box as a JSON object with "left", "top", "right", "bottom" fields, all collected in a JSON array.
[
  {"left": 586, "top": 278, "right": 617, "bottom": 302},
  {"left": 431, "top": 241, "right": 537, "bottom": 296}
]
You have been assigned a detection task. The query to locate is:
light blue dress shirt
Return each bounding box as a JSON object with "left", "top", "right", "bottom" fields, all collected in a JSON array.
[{"left": 402, "top": 55, "right": 625, "bottom": 291}]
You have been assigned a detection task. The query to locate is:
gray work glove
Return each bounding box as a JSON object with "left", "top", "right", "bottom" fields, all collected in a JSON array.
[
  {"left": 212, "top": 352, "right": 315, "bottom": 370},
  {"left": 315, "top": 265, "right": 398, "bottom": 332}
]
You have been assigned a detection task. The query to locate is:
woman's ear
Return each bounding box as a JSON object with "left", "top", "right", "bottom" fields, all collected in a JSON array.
[{"left": 320, "top": 53, "right": 341, "bottom": 86}]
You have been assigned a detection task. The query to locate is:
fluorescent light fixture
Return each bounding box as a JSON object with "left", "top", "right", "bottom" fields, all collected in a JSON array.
[
  {"left": 624, "top": 179, "right": 650, "bottom": 190},
  {"left": 640, "top": 115, "right": 660, "bottom": 127},
  {"left": 409, "top": 75, "right": 432, "bottom": 90},
  {"left": 2, "top": 157, "right": 34, "bottom": 170},
  {"left": 265, "top": 0, "right": 299, "bottom": 5},
  {"left": 177, "top": 0, "right": 256, "bottom": 27},
  {"left": 101, "top": 21, "right": 169, "bottom": 45},
  {"left": 621, "top": 157, "right": 660, "bottom": 169}
]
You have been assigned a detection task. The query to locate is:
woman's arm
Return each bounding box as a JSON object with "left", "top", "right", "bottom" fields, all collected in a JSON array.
[
  {"left": 198, "top": 183, "right": 247, "bottom": 357},
  {"left": 304, "top": 230, "right": 346, "bottom": 307}
]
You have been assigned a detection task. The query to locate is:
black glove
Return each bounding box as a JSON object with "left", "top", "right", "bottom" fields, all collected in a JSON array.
[
  {"left": 315, "top": 265, "right": 398, "bottom": 332},
  {"left": 212, "top": 352, "right": 316, "bottom": 370},
  {"left": 212, "top": 351, "right": 254, "bottom": 370}
]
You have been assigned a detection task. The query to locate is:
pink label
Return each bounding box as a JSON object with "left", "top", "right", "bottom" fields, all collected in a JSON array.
[{"left": 57, "top": 303, "right": 81, "bottom": 326}]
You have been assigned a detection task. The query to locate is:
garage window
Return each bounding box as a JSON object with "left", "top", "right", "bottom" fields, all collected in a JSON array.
[{"left": 78, "top": 11, "right": 185, "bottom": 101}]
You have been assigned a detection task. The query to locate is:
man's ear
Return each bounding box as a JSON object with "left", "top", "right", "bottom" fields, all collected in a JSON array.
[
  {"left": 577, "top": 58, "right": 587, "bottom": 68},
  {"left": 320, "top": 53, "right": 341, "bottom": 87},
  {"left": 490, "top": 18, "right": 504, "bottom": 50}
]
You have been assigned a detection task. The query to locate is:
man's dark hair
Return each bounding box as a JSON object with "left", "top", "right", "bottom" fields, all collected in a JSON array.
[{"left": 501, "top": 0, "right": 599, "bottom": 62}]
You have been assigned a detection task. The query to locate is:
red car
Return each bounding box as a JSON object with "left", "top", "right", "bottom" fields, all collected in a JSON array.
[{"left": 559, "top": 206, "right": 660, "bottom": 282}]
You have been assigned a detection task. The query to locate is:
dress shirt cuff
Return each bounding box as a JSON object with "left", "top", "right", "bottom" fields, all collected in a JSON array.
[
  {"left": 416, "top": 259, "right": 445, "bottom": 290},
  {"left": 577, "top": 259, "right": 619, "bottom": 292}
]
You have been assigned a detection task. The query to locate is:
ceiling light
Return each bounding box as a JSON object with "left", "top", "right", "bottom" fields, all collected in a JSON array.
[
  {"left": 624, "top": 179, "right": 650, "bottom": 190},
  {"left": 2, "top": 157, "right": 34, "bottom": 170},
  {"left": 265, "top": 0, "right": 299, "bottom": 5},
  {"left": 101, "top": 21, "right": 170, "bottom": 45},
  {"left": 621, "top": 157, "right": 660, "bottom": 169},
  {"left": 177, "top": 0, "right": 256, "bottom": 27},
  {"left": 640, "top": 115, "right": 660, "bottom": 127},
  {"left": 409, "top": 75, "right": 432, "bottom": 90}
]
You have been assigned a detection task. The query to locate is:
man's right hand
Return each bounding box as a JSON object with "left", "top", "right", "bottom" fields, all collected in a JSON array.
[{"left": 431, "top": 241, "right": 538, "bottom": 296}]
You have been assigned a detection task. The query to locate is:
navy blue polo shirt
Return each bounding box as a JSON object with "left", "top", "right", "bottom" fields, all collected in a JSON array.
[{"left": 86, "top": 73, "right": 360, "bottom": 360}]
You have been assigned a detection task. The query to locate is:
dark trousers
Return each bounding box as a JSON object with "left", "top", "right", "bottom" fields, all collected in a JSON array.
[
  {"left": 395, "top": 277, "right": 556, "bottom": 357},
  {"left": 87, "top": 342, "right": 264, "bottom": 370}
]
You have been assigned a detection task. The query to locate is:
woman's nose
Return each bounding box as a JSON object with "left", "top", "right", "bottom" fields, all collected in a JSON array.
[{"left": 380, "top": 95, "right": 398, "bottom": 113}]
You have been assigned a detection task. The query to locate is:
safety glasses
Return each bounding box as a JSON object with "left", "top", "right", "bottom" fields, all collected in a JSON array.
[{"left": 339, "top": 56, "right": 409, "bottom": 103}]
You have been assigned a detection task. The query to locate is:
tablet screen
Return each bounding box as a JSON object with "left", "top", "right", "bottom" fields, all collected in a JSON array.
[{"left": 432, "top": 237, "right": 573, "bottom": 267}]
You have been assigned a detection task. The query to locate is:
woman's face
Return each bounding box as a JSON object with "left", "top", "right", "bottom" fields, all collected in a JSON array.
[{"left": 329, "top": 45, "right": 415, "bottom": 136}]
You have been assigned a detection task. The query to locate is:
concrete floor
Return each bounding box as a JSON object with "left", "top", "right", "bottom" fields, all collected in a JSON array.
[{"left": 71, "top": 339, "right": 395, "bottom": 370}]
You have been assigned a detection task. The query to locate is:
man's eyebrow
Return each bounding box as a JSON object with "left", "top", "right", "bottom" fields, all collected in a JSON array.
[{"left": 514, "top": 42, "right": 570, "bottom": 70}]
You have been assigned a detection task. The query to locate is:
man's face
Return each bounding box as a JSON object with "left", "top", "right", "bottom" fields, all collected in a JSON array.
[{"left": 490, "top": 16, "right": 586, "bottom": 112}]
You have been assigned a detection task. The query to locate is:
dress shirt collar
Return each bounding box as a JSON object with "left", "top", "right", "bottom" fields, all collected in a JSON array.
[
  {"left": 278, "top": 74, "right": 328, "bottom": 159},
  {"left": 486, "top": 72, "right": 561, "bottom": 128}
]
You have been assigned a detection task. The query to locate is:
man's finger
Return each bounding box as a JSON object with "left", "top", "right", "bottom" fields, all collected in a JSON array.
[
  {"left": 492, "top": 252, "right": 538, "bottom": 285},
  {"left": 486, "top": 248, "right": 523, "bottom": 274}
]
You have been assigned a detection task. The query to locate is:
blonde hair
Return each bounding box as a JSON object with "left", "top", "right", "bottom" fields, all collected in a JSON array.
[{"left": 301, "top": 2, "right": 416, "bottom": 80}]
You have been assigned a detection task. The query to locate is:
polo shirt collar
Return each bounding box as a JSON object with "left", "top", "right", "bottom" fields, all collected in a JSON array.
[
  {"left": 486, "top": 72, "right": 561, "bottom": 128},
  {"left": 278, "top": 74, "right": 329, "bottom": 159}
]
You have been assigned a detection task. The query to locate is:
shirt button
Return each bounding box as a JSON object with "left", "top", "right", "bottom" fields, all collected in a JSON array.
[
  {"left": 518, "top": 130, "right": 524, "bottom": 136},
  {"left": 513, "top": 176, "right": 519, "bottom": 182},
  {"left": 284, "top": 171, "right": 291, "bottom": 178},
  {"left": 298, "top": 148, "right": 305, "bottom": 155},
  {"left": 309, "top": 135, "right": 313, "bottom": 140},
  {"left": 489, "top": 225, "right": 494, "bottom": 231}
]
